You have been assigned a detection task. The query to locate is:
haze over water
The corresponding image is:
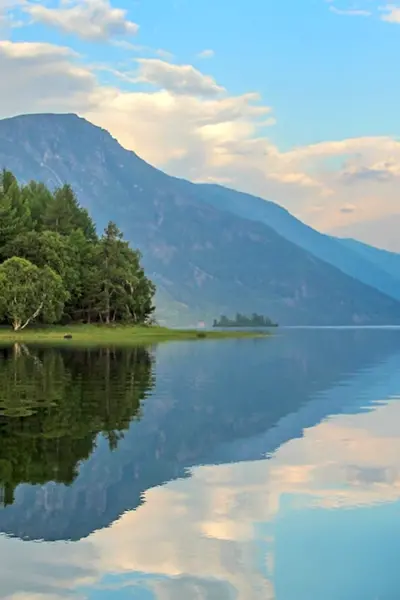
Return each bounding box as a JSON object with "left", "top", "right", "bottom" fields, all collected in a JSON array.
[{"left": 1, "top": 329, "right": 400, "bottom": 599}]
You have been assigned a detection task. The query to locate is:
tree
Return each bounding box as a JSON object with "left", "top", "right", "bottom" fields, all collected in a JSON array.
[
  {"left": 213, "top": 312, "right": 277, "bottom": 327},
  {"left": 0, "top": 171, "right": 155, "bottom": 327},
  {"left": 97, "top": 222, "right": 123, "bottom": 323},
  {"left": 95, "top": 222, "right": 155, "bottom": 324},
  {"left": 0, "top": 257, "right": 68, "bottom": 330},
  {"left": 3, "top": 230, "right": 78, "bottom": 291},
  {"left": 41, "top": 184, "right": 97, "bottom": 240},
  {"left": 0, "top": 170, "right": 29, "bottom": 253},
  {"left": 20, "top": 180, "right": 54, "bottom": 229},
  {"left": 63, "top": 228, "right": 98, "bottom": 322}
]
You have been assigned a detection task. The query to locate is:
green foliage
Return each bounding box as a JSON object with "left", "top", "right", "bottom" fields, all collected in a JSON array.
[
  {"left": 93, "top": 222, "right": 156, "bottom": 324},
  {"left": 0, "top": 170, "right": 29, "bottom": 253},
  {"left": 0, "top": 257, "right": 68, "bottom": 331},
  {"left": 0, "top": 170, "right": 155, "bottom": 329},
  {"left": 213, "top": 313, "right": 278, "bottom": 328}
]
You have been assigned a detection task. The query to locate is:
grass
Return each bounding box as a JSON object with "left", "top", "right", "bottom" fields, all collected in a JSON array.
[{"left": 0, "top": 324, "right": 268, "bottom": 347}]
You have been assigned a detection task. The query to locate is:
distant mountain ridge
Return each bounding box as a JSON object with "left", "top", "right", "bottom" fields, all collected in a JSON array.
[
  {"left": 338, "top": 237, "right": 400, "bottom": 283},
  {"left": 1, "top": 112, "right": 400, "bottom": 326},
  {"left": 190, "top": 183, "right": 400, "bottom": 301}
]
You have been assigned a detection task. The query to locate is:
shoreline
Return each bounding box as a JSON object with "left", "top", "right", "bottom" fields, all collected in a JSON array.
[{"left": 0, "top": 324, "right": 269, "bottom": 347}]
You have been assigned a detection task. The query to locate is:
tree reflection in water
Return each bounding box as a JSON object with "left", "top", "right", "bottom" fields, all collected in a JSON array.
[{"left": 0, "top": 343, "right": 155, "bottom": 507}]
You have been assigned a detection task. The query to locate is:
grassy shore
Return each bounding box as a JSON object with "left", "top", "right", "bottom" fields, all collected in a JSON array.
[{"left": 0, "top": 324, "right": 268, "bottom": 347}]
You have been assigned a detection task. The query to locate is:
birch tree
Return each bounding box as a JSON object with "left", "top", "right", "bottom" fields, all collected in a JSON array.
[{"left": 0, "top": 257, "right": 68, "bottom": 330}]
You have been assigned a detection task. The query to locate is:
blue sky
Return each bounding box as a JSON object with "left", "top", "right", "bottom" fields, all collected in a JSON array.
[
  {"left": 1, "top": 0, "right": 400, "bottom": 248},
  {"left": 10, "top": 0, "right": 400, "bottom": 145},
  {"left": 117, "top": 0, "right": 400, "bottom": 146}
]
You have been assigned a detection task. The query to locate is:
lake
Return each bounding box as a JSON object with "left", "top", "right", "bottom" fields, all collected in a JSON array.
[{"left": 1, "top": 328, "right": 400, "bottom": 599}]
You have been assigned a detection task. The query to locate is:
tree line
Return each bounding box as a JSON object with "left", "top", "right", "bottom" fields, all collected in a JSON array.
[
  {"left": 0, "top": 170, "right": 155, "bottom": 330},
  {"left": 213, "top": 313, "right": 278, "bottom": 328}
]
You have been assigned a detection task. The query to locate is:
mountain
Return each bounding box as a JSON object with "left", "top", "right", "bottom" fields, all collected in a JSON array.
[
  {"left": 190, "top": 183, "right": 400, "bottom": 302},
  {"left": 338, "top": 238, "right": 400, "bottom": 283},
  {"left": 1, "top": 112, "right": 400, "bottom": 326}
]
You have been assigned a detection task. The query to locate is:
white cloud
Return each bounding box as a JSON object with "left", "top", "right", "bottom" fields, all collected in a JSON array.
[
  {"left": 327, "top": 1, "right": 400, "bottom": 24},
  {"left": 135, "top": 58, "right": 225, "bottom": 97},
  {"left": 0, "top": 0, "right": 25, "bottom": 36},
  {"left": 0, "top": 0, "right": 24, "bottom": 9},
  {"left": 329, "top": 5, "right": 371, "bottom": 16},
  {"left": 0, "top": 39, "right": 74, "bottom": 59},
  {"left": 25, "top": 0, "right": 139, "bottom": 42},
  {"left": 197, "top": 49, "right": 215, "bottom": 59},
  {"left": 112, "top": 40, "right": 174, "bottom": 60},
  {"left": 380, "top": 4, "right": 400, "bottom": 23},
  {"left": 1, "top": 39, "right": 400, "bottom": 249},
  {"left": 0, "top": 40, "right": 97, "bottom": 114}
]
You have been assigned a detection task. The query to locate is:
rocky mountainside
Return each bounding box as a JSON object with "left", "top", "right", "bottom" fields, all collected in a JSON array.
[{"left": 1, "top": 112, "right": 400, "bottom": 325}]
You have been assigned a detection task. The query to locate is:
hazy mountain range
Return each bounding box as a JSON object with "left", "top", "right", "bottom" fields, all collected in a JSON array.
[{"left": 1, "top": 112, "right": 400, "bottom": 326}]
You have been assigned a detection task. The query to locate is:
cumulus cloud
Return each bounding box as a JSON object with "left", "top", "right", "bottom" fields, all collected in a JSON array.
[
  {"left": 135, "top": 58, "right": 225, "bottom": 97},
  {"left": 0, "top": 41, "right": 97, "bottom": 115},
  {"left": 340, "top": 163, "right": 398, "bottom": 183},
  {"left": 25, "top": 0, "right": 139, "bottom": 42}
]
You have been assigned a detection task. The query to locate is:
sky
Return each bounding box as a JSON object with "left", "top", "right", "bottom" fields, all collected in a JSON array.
[{"left": 0, "top": 0, "right": 400, "bottom": 249}]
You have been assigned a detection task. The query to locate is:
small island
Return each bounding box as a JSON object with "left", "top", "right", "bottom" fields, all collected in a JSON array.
[{"left": 213, "top": 313, "right": 278, "bottom": 328}]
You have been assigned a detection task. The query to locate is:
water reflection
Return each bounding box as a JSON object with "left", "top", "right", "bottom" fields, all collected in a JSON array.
[
  {"left": 0, "top": 344, "right": 154, "bottom": 509},
  {"left": 1, "top": 329, "right": 400, "bottom": 598}
]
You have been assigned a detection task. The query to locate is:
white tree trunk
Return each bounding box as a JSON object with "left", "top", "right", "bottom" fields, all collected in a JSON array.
[
  {"left": 13, "top": 302, "right": 45, "bottom": 331},
  {"left": 20, "top": 302, "right": 44, "bottom": 330}
]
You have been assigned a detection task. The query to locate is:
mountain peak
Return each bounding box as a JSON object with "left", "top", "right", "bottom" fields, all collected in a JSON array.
[
  {"left": 0, "top": 112, "right": 147, "bottom": 188},
  {"left": 0, "top": 112, "right": 115, "bottom": 143}
]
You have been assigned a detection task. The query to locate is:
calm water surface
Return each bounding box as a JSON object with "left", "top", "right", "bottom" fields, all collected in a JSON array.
[{"left": 1, "top": 329, "right": 400, "bottom": 599}]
